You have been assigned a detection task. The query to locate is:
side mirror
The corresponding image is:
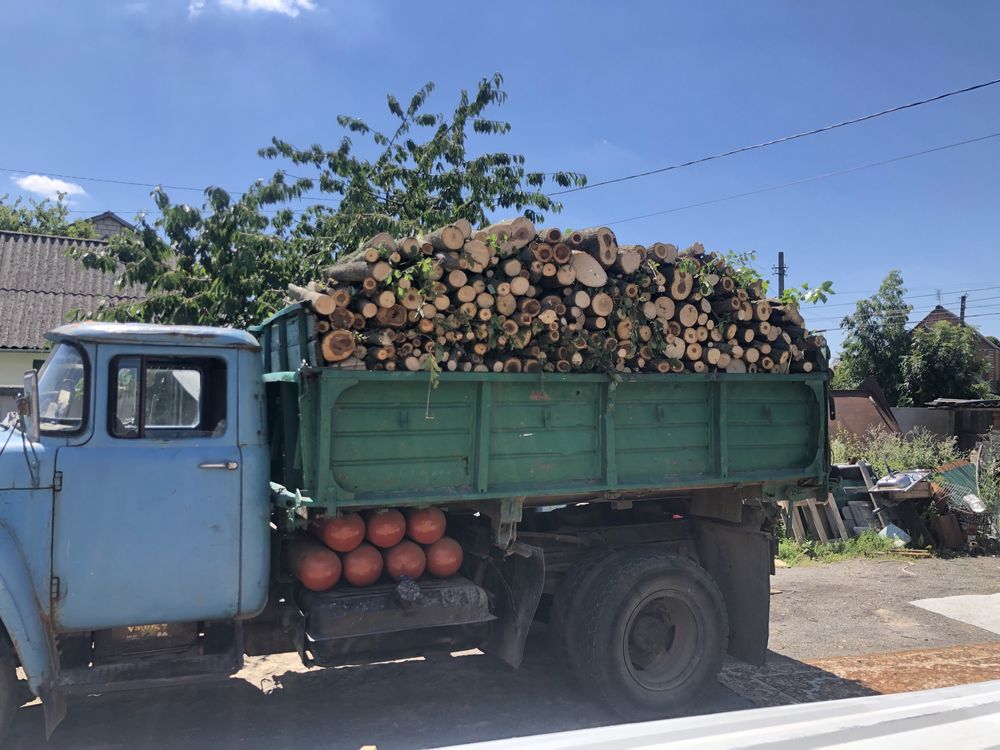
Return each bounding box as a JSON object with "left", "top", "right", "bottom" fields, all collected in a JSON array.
[{"left": 17, "top": 370, "right": 40, "bottom": 443}]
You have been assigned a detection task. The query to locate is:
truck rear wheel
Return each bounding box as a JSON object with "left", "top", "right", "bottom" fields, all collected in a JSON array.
[
  {"left": 550, "top": 548, "right": 616, "bottom": 683},
  {"left": 0, "top": 635, "right": 17, "bottom": 741},
  {"left": 571, "top": 549, "right": 728, "bottom": 720}
]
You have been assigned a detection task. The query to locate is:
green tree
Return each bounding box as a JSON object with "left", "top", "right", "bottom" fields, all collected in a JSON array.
[
  {"left": 901, "top": 321, "right": 992, "bottom": 404},
  {"left": 0, "top": 194, "right": 97, "bottom": 238},
  {"left": 832, "top": 270, "right": 911, "bottom": 404},
  {"left": 76, "top": 74, "right": 585, "bottom": 327}
]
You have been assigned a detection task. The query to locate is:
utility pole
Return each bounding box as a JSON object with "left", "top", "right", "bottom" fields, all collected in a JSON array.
[
  {"left": 775, "top": 251, "right": 786, "bottom": 296},
  {"left": 960, "top": 293, "right": 967, "bottom": 324}
]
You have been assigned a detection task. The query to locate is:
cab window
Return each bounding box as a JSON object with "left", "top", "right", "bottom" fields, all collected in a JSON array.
[
  {"left": 38, "top": 342, "right": 89, "bottom": 434},
  {"left": 110, "top": 357, "right": 227, "bottom": 439}
]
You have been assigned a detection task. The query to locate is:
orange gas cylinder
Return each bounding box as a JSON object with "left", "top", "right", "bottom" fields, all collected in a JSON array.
[
  {"left": 311, "top": 512, "right": 365, "bottom": 553},
  {"left": 342, "top": 542, "right": 384, "bottom": 587},
  {"left": 287, "top": 537, "right": 342, "bottom": 592},
  {"left": 406, "top": 507, "right": 446, "bottom": 545},
  {"left": 383, "top": 540, "right": 427, "bottom": 581},
  {"left": 365, "top": 509, "right": 406, "bottom": 549},
  {"left": 425, "top": 536, "right": 463, "bottom": 578}
]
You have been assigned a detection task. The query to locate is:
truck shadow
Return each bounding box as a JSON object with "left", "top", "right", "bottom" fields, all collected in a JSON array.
[{"left": 8, "top": 638, "right": 877, "bottom": 749}]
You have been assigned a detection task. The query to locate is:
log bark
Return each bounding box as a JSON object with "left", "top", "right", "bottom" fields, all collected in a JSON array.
[
  {"left": 613, "top": 245, "right": 645, "bottom": 275},
  {"left": 670, "top": 271, "right": 693, "bottom": 300},
  {"left": 321, "top": 330, "right": 356, "bottom": 363},
  {"left": 572, "top": 226, "right": 617, "bottom": 264},
  {"left": 649, "top": 242, "right": 679, "bottom": 264},
  {"left": 287, "top": 284, "right": 337, "bottom": 315},
  {"left": 677, "top": 303, "right": 699, "bottom": 328},
  {"left": 426, "top": 224, "right": 465, "bottom": 251},
  {"left": 589, "top": 292, "right": 614, "bottom": 317}
]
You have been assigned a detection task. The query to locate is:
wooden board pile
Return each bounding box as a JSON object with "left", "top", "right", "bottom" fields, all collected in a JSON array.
[{"left": 286, "top": 217, "right": 826, "bottom": 374}]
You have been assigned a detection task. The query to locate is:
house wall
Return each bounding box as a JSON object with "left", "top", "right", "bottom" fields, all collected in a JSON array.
[
  {"left": 892, "top": 407, "right": 955, "bottom": 439},
  {"left": 0, "top": 350, "right": 45, "bottom": 414},
  {"left": 90, "top": 216, "right": 129, "bottom": 239}
]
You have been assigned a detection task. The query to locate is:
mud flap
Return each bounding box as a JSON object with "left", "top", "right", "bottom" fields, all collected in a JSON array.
[
  {"left": 41, "top": 685, "right": 66, "bottom": 739},
  {"left": 480, "top": 542, "right": 544, "bottom": 669},
  {"left": 690, "top": 514, "right": 771, "bottom": 667}
]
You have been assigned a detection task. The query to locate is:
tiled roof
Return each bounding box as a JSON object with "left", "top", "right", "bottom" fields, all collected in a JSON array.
[
  {"left": 0, "top": 230, "right": 144, "bottom": 350},
  {"left": 914, "top": 305, "right": 1000, "bottom": 352}
]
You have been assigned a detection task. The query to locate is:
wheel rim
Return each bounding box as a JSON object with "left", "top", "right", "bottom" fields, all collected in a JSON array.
[{"left": 623, "top": 590, "right": 701, "bottom": 691}]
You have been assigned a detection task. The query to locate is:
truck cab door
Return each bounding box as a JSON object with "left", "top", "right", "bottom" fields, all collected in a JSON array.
[{"left": 52, "top": 345, "right": 243, "bottom": 631}]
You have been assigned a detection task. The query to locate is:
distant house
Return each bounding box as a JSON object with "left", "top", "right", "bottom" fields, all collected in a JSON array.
[
  {"left": 0, "top": 229, "right": 144, "bottom": 412},
  {"left": 85, "top": 211, "right": 134, "bottom": 240},
  {"left": 912, "top": 305, "right": 1000, "bottom": 388}
]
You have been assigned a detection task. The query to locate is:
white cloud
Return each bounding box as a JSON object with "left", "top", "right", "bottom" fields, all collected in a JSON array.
[
  {"left": 12, "top": 175, "right": 87, "bottom": 201},
  {"left": 195, "top": 0, "right": 317, "bottom": 17}
]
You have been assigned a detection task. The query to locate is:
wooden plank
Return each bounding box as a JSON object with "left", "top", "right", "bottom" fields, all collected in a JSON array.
[
  {"left": 822, "top": 494, "right": 850, "bottom": 540},
  {"left": 806, "top": 499, "right": 831, "bottom": 543},
  {"left": 790, "top": 502, "right": 806, "bottom": 542}
]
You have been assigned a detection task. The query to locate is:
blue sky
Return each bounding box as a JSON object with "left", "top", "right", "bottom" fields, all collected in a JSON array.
[{"left": 3, "top": 0, "right": 999, "bottom": 353}]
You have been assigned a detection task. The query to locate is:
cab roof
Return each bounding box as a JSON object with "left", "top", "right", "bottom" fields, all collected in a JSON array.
[{"left": 46, "top": 322, "right": 260, "bottom": 350}]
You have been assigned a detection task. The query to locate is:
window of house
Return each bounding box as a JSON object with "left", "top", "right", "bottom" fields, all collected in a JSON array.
[{"left": 110, "top": 357, "right": 227, "bottom": 439}]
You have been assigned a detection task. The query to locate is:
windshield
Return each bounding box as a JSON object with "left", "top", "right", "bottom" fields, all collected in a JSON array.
[{"left": 37, "top": 343, "right": 88, "bottom": 433}]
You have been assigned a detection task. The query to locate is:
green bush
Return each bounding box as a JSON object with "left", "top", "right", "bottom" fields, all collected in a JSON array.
[{"left": 831, "top": 426, "right": 962, "bottom": 472}]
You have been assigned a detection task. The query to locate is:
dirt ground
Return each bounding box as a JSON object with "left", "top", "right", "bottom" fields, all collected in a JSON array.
[{"left": 9, "top": 556, "right": 1000, "bottom": 749}]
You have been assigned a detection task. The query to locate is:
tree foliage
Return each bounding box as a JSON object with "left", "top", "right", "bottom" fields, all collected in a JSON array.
[
  {"left": 832, "top": 270, "right": 911, "bottom": 404},
  {"left": 75, "top": 74, "right": 586, "bottom": 327},
  {"left": 901, "top": 321, "right": 992, "bottom": 404},
  {"left": 74, "top": 184, "right": 318, "bottom": 328},
  {"left": 0, "top": 194, "right": 97, "bottom": 238}
]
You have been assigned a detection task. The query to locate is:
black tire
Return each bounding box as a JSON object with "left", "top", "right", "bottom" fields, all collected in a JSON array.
[
  {"left": 0, "top": 634, "right": 18, "bottom": 742},
  {"left": 572, "top": 549, "right": 728, "bottom": 720},
  {"left": 549, "top": 548, "right": 617, "bottom": 682}
]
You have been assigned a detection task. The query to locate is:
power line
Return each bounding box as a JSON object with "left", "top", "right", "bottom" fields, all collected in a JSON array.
[
  {"left": 0, "top": 166, "right": 343, "bottom": 206},
  {"left": 548, "top": 76, "right": 1000, "bottom": 197},
  {"left": 600, "top": 131, "right": 1000, "bottom": 227},
  {"left": 794, "top": 285, "right": 1000, "bottom": 315},
  {"left": 811, "top": 309, "right": 1000, "bottom": 333}
]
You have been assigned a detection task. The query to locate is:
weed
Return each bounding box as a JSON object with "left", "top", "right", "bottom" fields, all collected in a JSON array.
[
  {"left": 831, "top": 425, "right": 963, "bottom": 472},
  {"left": 777, "top": 530, "right": 899, "bottom": 566}
]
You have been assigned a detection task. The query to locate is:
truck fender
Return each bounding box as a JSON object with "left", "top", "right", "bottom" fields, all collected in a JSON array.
[{"left": 0, "top": 523, "right": 59, "bottom": 697}]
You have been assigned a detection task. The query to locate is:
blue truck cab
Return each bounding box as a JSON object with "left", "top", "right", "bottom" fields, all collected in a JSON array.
[{"left": 0, "top": 323, "right": 271, "bottom": 736}]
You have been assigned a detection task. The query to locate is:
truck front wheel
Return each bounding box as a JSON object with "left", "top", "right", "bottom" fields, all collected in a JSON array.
[
  {"left": 572, "top": 549, "right": 728, "bottom": 720},
  {"left": 0, "top": 634, "right": 17, "bottom": 740}
]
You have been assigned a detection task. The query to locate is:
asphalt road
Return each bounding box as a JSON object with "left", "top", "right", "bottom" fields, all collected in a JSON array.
[{"left": 8, "top": 555, "right": 1000, "bottom": 749}]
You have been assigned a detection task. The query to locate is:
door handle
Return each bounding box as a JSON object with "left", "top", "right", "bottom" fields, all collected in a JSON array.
[{"left": 199, "top": 461, "right": 239, "bottom": 470}]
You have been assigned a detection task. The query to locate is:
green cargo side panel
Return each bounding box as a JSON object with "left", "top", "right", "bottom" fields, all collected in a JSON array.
[{"left": 256, "top": 305, "right": 829, "bottom": 512}]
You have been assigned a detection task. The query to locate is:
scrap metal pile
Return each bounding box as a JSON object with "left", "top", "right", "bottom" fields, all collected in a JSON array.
[{"left": 286, "top": 217, "right": 826, "bottom": 374}]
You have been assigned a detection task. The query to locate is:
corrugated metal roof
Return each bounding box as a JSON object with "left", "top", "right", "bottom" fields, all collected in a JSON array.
[{"left": 0, "top": 230, "right": 144, "bottom": 350}]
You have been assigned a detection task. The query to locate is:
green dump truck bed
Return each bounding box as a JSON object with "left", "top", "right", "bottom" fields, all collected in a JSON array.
[{"left": 255, "top": 304, "right": 829, "bottom": 513}]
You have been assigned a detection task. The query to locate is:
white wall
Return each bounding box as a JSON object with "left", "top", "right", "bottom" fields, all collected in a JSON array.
[
  {"left": 0, "top": 350, "right": 43, "bottom": 387},
  {"left": 0, "top": 350, "right": 47, "bottom": 414}
]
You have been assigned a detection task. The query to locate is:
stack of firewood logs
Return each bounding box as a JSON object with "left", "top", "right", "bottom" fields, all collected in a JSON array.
[{"left": 286, "top": 217, "right": 826, "bottom": 374}]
